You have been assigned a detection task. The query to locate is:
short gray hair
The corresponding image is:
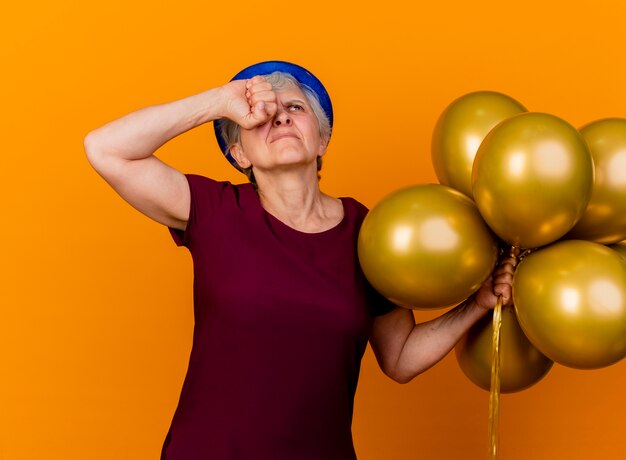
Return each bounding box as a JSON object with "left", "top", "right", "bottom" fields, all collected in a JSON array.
[{"left": 220, "top": 71, "right": 331, "bottom": 185}]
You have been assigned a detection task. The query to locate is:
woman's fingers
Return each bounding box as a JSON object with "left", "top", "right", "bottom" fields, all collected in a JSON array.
[
  {"left": 246, "top": 77, "right": 275, "bottom": 105},
  {"left": 242, "top": 77, "right": 277, "bottom": 126},
  {"left": 493, "top": 273, "right": 513, "bottom": 305},
  {"left": 492, "top": 257, "right": 516, "bottom": 305},
  {"left": 493, "top": 281, "right": 513, "bottom": 305},
  {"left": 248, "top": 100, "right": 277, "bottom": 125},
  {"left": 475, "top": 253, "right": 519, "bottom": 309}
]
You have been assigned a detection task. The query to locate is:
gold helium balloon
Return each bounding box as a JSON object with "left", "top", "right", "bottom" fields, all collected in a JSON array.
[
  {"left": 357, "top": 184, "right": 498, "bottom": 309},
  {"left": 432, "top": 91, "right": 527, "bottom": 198},
  {"left": 472, "top": 112, "right": 594, "bottom": 249},
  {"left": 567, "top": 118, "right": 626, "bottom": 244},
  {"left": 456, "top": 305, "right": 553, "bottom": 393},
  {"left": 513, "top": 240, "right": 626, "bottom": 369},
  {"left": 611, "top": 242, "right": 626, "bottom": 259}
]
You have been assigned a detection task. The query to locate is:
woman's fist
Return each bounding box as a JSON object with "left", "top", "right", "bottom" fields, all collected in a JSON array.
[{"left": 220, "top": 76, "right": 277, "bottom": 129}]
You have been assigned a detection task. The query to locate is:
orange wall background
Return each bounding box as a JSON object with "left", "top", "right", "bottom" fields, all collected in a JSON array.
[{"left": 1, "top": 1, "right": 625, "bottom": 459}]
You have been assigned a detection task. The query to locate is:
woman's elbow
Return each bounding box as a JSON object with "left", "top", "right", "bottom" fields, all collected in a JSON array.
[
  {"left": 84, "top": 131, "right": 102, "bottom": 165},
  {"left": 383, "top": 365, "right": 419, "bottom": 385},
  {"left": 84, "top": 130, "right": 117, "bottom": 174},
  {"left": 391, "top": 374, "right": 413, "bottom": 385}
]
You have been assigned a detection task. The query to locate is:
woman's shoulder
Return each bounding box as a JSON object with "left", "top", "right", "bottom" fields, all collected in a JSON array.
[
  {"left": 340, "top": 196, "right": 369, "bottom": 214},
  {"left": 185, "top": 173, "right": 233, "bottom": 189},
  {"left": 183, "top": 174, "right": 258, "bottom": 210},
  {"left": 339, "top": 196, "right": 371, "bottom": 227},
  {"left": 185, "top": 174, "right": 254, "bottom": 195}
]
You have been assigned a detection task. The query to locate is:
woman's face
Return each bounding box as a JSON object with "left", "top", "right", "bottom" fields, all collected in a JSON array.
[{"left": 236, "top": 85, "right": 326, "bottom": 174}]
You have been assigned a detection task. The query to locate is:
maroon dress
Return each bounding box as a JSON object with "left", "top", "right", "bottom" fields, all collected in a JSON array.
[{"left": 162, "top": 174, "right": 395, "bottom": 460}]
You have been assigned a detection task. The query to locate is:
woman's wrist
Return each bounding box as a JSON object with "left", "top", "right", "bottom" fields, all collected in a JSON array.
[
  {"left": 184, "top": 85, "right": 230, "bottom": 126},
  {"left": 460, "top": 293, "right": 492, "bottom": 317}
]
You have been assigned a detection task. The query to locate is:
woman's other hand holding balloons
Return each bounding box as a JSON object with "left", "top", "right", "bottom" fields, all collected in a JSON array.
[{"left": 369, "top": 255, "right": 516, "bottom": 384}]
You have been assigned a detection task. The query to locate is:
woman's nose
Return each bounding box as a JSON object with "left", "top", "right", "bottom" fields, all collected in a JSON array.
[{"left": 273, "top": 110, "right": 292, "bottom": 127}]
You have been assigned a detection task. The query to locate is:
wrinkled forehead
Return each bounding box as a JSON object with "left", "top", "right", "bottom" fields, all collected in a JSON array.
[
  {"left": 261, "top": 71, "right": 302, "bottom": 92},
  {"left": 258, "top": 76, "right": 309, "bottom": 106},
  {"left": 274, "top": 84, "right": 307, "bottom": 101}
]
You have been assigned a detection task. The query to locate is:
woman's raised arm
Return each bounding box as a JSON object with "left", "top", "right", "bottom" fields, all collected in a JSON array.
[{"left": 83, "top": 79, "right": 274, "bottom": 230}]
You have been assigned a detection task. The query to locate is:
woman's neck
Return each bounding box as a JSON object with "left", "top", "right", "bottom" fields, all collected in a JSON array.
[{"left": 255, "top": 167, "right": 342, "bottom": 233}]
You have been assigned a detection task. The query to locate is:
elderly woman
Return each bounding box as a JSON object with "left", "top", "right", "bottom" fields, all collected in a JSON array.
[{"left": 84, "top": 61, "right": 514, "bottom": 460}]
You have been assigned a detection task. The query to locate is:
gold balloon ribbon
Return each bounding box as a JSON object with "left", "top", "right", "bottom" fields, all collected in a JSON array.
[
  {"left": 488, "top": 294, "right": 503, "bottom": 460},
  {"left": 488, "top": 246, "right": 519, "bottom": 459}
]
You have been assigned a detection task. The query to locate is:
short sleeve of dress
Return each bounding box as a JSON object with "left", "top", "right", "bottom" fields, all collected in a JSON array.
[
  {"left": 168, "top": 174, "right": 231, "bottom": 250},
  {"left": 367, "top": 283, "right": 398, "bottom": 317}
]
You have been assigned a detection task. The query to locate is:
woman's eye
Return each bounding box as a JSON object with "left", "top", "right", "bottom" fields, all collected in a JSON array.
[{"left": 289, "top": 104, "right": 303, "bottom": 111}]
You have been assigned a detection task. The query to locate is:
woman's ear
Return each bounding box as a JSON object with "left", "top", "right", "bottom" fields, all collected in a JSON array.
[
  {"left": 318, "top": 137, "right": 329, "bottom": 157},
  {"left": 230, "top": 144, "right": 252, "bottom": 169}
]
